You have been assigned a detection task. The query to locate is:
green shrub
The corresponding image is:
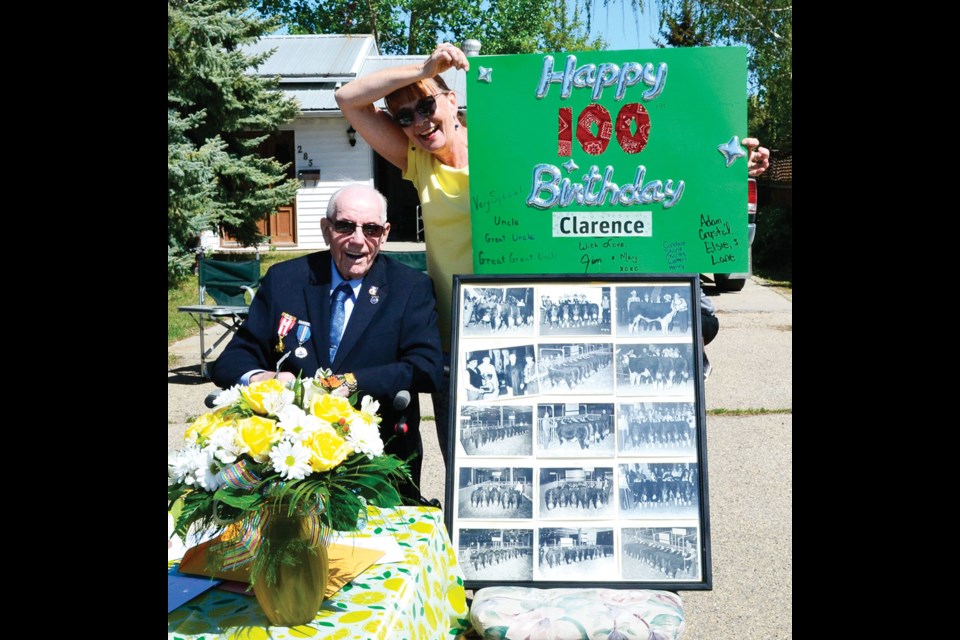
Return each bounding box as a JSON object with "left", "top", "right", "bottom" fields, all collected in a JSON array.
[{"left": 753, "top": 206, "right": 792, "bottom": 284}]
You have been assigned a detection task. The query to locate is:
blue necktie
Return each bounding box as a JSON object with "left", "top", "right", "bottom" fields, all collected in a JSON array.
[{"left": 329, "top": 283, "right": 352, "bottom": 361}]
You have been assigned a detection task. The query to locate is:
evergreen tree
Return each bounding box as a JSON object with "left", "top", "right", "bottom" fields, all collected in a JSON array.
[{"left": 168, "top": 0, "right": 300, "bottom": 287}]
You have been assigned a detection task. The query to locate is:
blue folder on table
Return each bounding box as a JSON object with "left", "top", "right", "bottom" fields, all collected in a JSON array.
[{"left": 168, "top": 564, "right": 222, "bottom": 613}]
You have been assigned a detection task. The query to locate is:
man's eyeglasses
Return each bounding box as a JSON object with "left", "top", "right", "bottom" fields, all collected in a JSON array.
[
  {"left": 393, "top": 92, "right": 450, "bottom": 128},
  {"left": 330, "top": 219, "right": 386, "bottom": 238}
]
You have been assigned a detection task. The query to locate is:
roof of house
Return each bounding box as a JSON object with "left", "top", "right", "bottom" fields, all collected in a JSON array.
[
  {"left": 243, "top": 34, "right": 377, "bottom": 82},
  {"left": 241, "top": 34, "right": 470, "bottom": 114}
]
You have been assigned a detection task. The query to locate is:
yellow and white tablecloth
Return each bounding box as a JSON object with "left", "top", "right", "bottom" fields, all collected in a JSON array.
[{"left": 168, "top": 506, "right": 470, "bottom": 640}]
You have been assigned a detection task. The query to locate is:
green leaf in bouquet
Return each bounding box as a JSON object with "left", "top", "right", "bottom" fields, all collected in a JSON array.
[
  {"left": 173, "top": 490, "right": 216, "bottom": 541},
  {"left": 326, "top": 484, "right": 366, "bottom": 531},
  {"left": 222, "top": 403, "right": 254, "bottom": 420},
  {"left": 276, "top": 479, "right": 331, "bottom": 517},
  {"left": 292, "top": 372, "right": 305, "bottom": 407},
  {"left": 168, "top": 484, "right": 191, "bottom": 505},
  {"left": 213, "top": 486, "right": 264, "bottom": 510},
  {"left": 347, "top": 475, "right": 402, "bottom": 505}
]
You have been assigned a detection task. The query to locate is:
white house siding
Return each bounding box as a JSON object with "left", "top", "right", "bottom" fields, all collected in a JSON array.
[
  {"left": 199, "top": 116, "right": 374, "bottom": 252},
  {"left": 285, "top": 116, "right": 374, "bottom": 250}
]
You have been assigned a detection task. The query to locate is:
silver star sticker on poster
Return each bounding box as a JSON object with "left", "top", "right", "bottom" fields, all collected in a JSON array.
[{"left": 717, "top": 136, "right": 746, "bottom": 168}]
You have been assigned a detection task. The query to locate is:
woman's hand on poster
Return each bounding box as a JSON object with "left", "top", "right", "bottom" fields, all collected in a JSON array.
[
  {"left": 422, "top": 42, "right": 470, "bottom": 77},
  {"left": 744, "top": 137, "right": 770, "bottom": 177}
]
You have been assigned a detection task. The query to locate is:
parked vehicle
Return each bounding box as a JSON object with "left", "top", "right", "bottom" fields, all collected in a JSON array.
[{"left": 706, "top": 178, "right": 757, "bottom": 293}]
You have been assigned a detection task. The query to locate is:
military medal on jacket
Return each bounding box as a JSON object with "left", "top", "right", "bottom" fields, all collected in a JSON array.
[
  {"left": 294, "top": 320, "right": 311, "bottom": 359},
  {"left": 275, "top": 312, "right": 297, "bottom": 353}
]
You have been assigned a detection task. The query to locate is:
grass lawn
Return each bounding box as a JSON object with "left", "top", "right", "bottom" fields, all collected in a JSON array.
[{"left": 168, "top": 251, "right": 312, "bottom": 345}]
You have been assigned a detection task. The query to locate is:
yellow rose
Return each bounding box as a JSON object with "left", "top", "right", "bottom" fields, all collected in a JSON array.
[
  {"left": 185, "top": 407, "right": 231, "bottom": 444},
  {"left": 235, "top": 415, "right": 280, "bottom": 462},
  {"left": 310, "top": 394, "right": 356, "bottom": 427},
  {"left": 303, "top": 424, "right": 351, "bottom": 472},
  {"left": 240, "top": 378, "right": 288, "bottom": 415}
]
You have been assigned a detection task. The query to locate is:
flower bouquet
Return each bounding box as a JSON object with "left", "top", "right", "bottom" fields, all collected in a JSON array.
[{"left": 168, "top": 370, "right": 412, "bottom": 626}]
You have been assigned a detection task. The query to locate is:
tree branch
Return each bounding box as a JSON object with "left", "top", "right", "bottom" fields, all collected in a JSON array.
[{"left": 720, "top": 0, "right": 784, "bottom": 41}]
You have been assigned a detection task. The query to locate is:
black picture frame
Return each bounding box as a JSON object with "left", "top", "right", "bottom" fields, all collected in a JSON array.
[{"left": 444, "top": 274, "right": 712, "bottom": 591}]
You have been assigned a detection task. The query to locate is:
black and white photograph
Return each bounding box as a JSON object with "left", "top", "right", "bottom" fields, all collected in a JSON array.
[
  {"left": 538, "top": 286, "right": 612, "bottom": 336},
  {"left": 463, "top": 346, "right": 539, "bottom": 400},
  {"left": 621, "top": 527, "right": 701, "bottom": 581},
  {"left": 618, "top": 462, "right": 700, "bottom": 518},
  {"left": 537, "top": 343, "right": 614, "bottom": 394},
  {"left": 461, "top": 286, "right": 535, "bottom": 336},
  {"left": 615, "top": 343, "right": 696, "bottom": 396},
  {"left": 458, "top": 528, "right": 534, "bottom": 581},
  {"left": 536, "top": 403, "right": 615, "bottom": 456},
  {"left": 457, "top": 466, "right": 534, "bottom": 519},
  {"left": 616, "top": 285, "right": 693, "bottom": 338},
  {"left": 617, "top": 402, "right": 697, "bottom": 455},
  {"left": 535, "top": 527, "right": 616, "bottom": 580},
  {"left": 538, "top": 466, "right": 615, "bottom": 519},
  {"left": 448, "top": 274, "right": 711, "bottom": 589},
  {"left": 459, "top": 404, "right": 534, "bottom": 456}
]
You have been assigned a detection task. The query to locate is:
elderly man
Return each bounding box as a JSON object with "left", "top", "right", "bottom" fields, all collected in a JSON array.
[{"left": 212, "top": 183, "right": 444, "bottom": 503}]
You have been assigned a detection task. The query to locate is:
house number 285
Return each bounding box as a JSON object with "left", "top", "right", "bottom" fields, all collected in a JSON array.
[{"left": 297, "top": 145, "right": 314, "bottom": 167}]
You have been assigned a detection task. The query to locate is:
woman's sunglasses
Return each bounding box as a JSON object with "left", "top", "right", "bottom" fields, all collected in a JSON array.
[
  {"left": 393, "top": 92, "right": 450, "bottom": 128},
  {"left": 331, "top": 220, "right": 386, "bottom": 238}
]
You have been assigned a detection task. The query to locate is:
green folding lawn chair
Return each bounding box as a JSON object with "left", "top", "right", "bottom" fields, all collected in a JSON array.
[
  {"left": 177, "top": 254, "right": 261, "bottom": 379},
  {"left": 381, "top": 250, "right": 428, "bottom": 273}
]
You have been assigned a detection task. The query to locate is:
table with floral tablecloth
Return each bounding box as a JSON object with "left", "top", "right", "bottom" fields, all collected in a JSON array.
[{"left": 168, "top": 506, "right": 471, "bottom": 640}]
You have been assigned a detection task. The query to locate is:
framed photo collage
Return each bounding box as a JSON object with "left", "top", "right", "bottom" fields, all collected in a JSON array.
[{"left": 444, "top": 274, "right": 712, "bottom": 591}]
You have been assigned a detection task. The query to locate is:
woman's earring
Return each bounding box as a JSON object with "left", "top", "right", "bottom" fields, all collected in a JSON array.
[{"left": 455, "top": 123, "right": 460, "bottom": 130}]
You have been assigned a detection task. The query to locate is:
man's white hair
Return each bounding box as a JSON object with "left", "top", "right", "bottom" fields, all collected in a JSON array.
[{"left": 326, "top": 183, "right": 388, "bottom": 225}]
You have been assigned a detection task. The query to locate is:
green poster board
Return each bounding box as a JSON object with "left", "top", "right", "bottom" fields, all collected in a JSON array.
[{"left": 467, "top": 47, "right": 748, "bottom": 275}]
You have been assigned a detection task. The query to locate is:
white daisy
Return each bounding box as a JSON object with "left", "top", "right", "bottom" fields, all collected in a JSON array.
[
  {"left": 359, "top": 395, "right": 381, "bottom": 419},
  {"left": 206, "top": 426, "right": 241, "bottom": 464},
  {"left": 168, "top": 446, "right": 201, "bottom": 486},
  {"left": 212, "top": 385, "right": 241, "bottom": 408},
  {"left": 276, "top": 405, "right": 324, "bottom": 441},
  {"left": 196, "top": 448, "right": 224, "bottom": 492},
  {"left": 269, "top": 441, "right": 313, "bottom": 480},
  {"left": 345, "top": 413, "right": 385, "bottom": 459},
  {"left": 298, "top": 413, "right": 324, "bottom": 436},
  {"left": 276, "top": 404, "right": 307, "bottom": 430}
]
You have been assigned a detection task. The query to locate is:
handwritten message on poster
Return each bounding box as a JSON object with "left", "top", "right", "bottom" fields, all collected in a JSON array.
[{"left": 467, "top": 47, "right": 748, "bottom": 275}]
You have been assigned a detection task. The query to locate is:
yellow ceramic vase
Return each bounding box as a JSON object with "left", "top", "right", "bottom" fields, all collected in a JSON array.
[{"left": 252, "top": 509, "right": 329, "bottom": 627}]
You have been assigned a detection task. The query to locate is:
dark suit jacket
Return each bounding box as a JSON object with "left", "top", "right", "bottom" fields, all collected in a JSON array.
[{"left": 212, "top": 251, "right": 443, "bottom": 493}]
